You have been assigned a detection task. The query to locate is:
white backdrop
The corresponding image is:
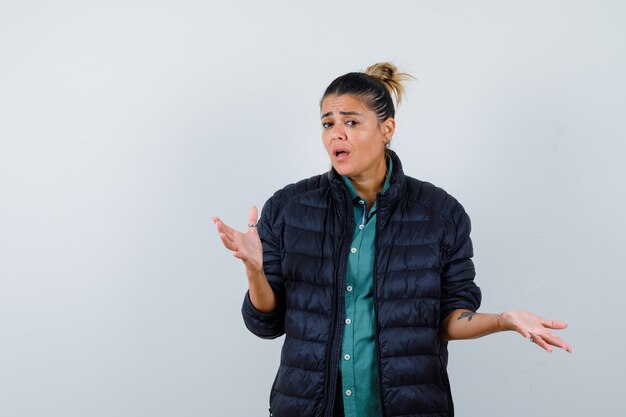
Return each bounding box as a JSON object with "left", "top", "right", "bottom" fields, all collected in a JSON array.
[{"left": 1, "top": 1, "right": 625, "bottom": 416}]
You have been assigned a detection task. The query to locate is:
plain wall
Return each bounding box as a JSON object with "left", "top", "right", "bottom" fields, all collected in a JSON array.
[{"left": 1, "top": 1, "right": 625, "bottom": 416}]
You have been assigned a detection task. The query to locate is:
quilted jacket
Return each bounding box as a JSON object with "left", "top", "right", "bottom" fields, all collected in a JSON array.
[{"left": 242, "top": 150, "right": 482, "bottom": 417}]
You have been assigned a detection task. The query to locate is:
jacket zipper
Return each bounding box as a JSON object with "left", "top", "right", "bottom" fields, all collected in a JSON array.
[
  {"left": 373, "top": 191, "right": 388, "bottom": 417},
  {"left": 322, "top": 188, "right": 353, "bottom": 417}
]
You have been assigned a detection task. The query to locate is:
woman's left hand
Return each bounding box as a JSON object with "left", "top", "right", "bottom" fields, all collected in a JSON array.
[{"left": 499, "top": 310, "right": 573, "bottom": 353}]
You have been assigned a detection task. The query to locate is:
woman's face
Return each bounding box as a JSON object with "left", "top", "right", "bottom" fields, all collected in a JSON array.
[{"left": 321, "top": 94, "right": 395, "bottom": 179}]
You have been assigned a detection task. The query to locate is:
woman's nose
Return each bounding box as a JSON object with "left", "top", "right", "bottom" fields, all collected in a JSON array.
[{"left": 331, "top": 125, "right": 346, "bottom": 140}]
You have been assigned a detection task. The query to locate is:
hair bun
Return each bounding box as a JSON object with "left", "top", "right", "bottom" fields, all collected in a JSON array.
[{"left": 365, "top": 62, "right": 414, "bottom": 106}]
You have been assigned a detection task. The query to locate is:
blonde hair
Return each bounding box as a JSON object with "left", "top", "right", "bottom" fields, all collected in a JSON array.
[{"left": 364, "top": 62, "right": 414, "bottom": 107}]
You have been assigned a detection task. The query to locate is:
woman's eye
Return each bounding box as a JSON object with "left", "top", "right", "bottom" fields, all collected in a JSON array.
[
  {"left": 346, "top": 120, "right": 358, "bottom": 126},
  {"left": 322, "top": 122, "right": 332, "bottom": 128}
]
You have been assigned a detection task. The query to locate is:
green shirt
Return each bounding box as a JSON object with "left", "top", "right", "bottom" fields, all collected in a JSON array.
[{"left": 339, "top": 157, "right": 393, "bottom": 417}]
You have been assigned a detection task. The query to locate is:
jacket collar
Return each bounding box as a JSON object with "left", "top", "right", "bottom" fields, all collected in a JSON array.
[{"left": 328, "top": 149, "right": 406, "bottom": 203}]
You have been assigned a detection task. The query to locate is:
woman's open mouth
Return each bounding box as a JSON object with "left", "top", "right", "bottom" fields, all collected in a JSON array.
[{"left": 334, "top": 149, "right": 350, "bottom": 161}]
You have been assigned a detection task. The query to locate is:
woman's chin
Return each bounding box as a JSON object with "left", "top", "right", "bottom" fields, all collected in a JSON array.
[{"left": 332, "top": 164, "right": 353, "bottom": 177}]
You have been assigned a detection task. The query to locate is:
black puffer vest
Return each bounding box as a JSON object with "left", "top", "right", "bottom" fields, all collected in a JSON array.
[{"left": 242, "top": 151, "right": 482, "bottom": 417}]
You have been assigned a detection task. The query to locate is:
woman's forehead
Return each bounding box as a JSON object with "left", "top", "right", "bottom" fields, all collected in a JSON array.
[{"left": 320, "top": 94, "right": 370, "bottom": 115}]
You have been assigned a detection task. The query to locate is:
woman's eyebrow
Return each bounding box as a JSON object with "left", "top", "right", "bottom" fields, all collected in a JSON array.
[{"left": 321, "top": 111, "right": 363, "bottom": 119}]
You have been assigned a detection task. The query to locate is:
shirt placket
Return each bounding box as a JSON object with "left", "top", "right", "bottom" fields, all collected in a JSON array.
[{"left": 341, "top": 200, "right": 366, "bottom": 416}]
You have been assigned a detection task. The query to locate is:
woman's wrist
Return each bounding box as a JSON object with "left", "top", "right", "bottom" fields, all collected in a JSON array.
[
  {"left": 497, "top": 311, "right": 512, "bottom": 332},
  {"left": 496, "top": 313, "right": 504, "bottom": 331},
  {"left": 245, "top": 262, "right": 265, "bottom": 281}
]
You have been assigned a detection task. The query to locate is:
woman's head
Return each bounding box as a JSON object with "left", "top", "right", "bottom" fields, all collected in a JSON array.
[{"left": 320, "top": 62, "right": 413, "bottom": 180}]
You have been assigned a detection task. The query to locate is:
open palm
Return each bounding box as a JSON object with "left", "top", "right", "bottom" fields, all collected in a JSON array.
[{"left": 212, "top": 206, "right": 263, "bottom": 274}]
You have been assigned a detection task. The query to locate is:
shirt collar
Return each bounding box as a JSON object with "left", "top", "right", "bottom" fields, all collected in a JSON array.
[{"left": 341, "top": 155, "right": 394, "bottom": 203}]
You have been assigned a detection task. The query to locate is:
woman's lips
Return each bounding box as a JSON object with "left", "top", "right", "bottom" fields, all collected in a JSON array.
[{"left": 334, "top": 150, "right": 350, "bottom": 161}]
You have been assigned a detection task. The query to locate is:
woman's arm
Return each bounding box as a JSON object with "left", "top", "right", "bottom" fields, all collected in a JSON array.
[
  {"left": 440, "top": 308, "right": 573, "bottom": 353},
  {"left": 245, "top": 268, "right": 276, "bottom": 313},
  {"left": 440, "top": 309, "right": 502, "bottom": 340}
]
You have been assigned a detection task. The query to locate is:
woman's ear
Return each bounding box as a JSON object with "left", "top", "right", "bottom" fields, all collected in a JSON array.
[{"left": 382, "top": 117, "right": 396, "bottom": 141}]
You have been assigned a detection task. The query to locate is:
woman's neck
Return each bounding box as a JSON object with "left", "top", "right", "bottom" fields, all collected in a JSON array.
[{"left": 348, "top": 156, "right": 388, "bottom": 209}]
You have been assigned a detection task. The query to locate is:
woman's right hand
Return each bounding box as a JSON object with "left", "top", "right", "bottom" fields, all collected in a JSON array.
[{"left": 213, "top": 206, "right": 263, "bottom": 275}]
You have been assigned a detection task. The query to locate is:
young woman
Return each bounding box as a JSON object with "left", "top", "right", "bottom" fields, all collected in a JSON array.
[{"left": 213, "top": 62, "right": 571, "bottom": 417}]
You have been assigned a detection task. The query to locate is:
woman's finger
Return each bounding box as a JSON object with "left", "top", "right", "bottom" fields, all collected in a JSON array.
[
  {"left": 544, "top": 332, "right": 562, "bottom": 341},
  {"left": 213, "top": 217, "right": 228, "bottom": 235},
  {"left": 219, "top": 232, "right": 238, "bottom": 252},
  {"left": 212, "top": 216, "right": 226, "bottom": 229},
  {"left": 214, "top": 217, "right": 243, "bottom": 243},
  {"left": 542, "top": 319, "right": 568, "bottom": 329},
  {"left": 223, "top": 227, "right": 239, "bottom": 243},
  {"left": 248, "top": 206, "right": 259, "bottom": 230},
  {"left": 219, "top": 233, "right": 237, "bottom": 251},
  {"left": 531, "top": 334, "right": 553, "bottom": 352},
  {"left": 216, "top": 219, "right": 239, "bottom": 237},
  {"left": 540, "top": 333, "right": 573, "bottom": 352}
]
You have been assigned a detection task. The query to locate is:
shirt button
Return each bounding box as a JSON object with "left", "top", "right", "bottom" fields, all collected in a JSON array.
[
  {"left": 344, "top": 354, "right": 351, "bottom": 360},
  {"left": 359, "top": 200, "right": 365, "bottom": 205},
  {"left": 346, "top": 285, "right": 353, "bottom": 292},
  {"left": 350, "top": 248, "right": 357, "bottom": 254},
  {"left": 345, "top": 318, "right": 352, "bottom": 324},
  {"left": 358, "top": 224, "right": 364, "bottom": 230},
  {"left": 345, "top": 389, "right": 352, "bottom": 396}
]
